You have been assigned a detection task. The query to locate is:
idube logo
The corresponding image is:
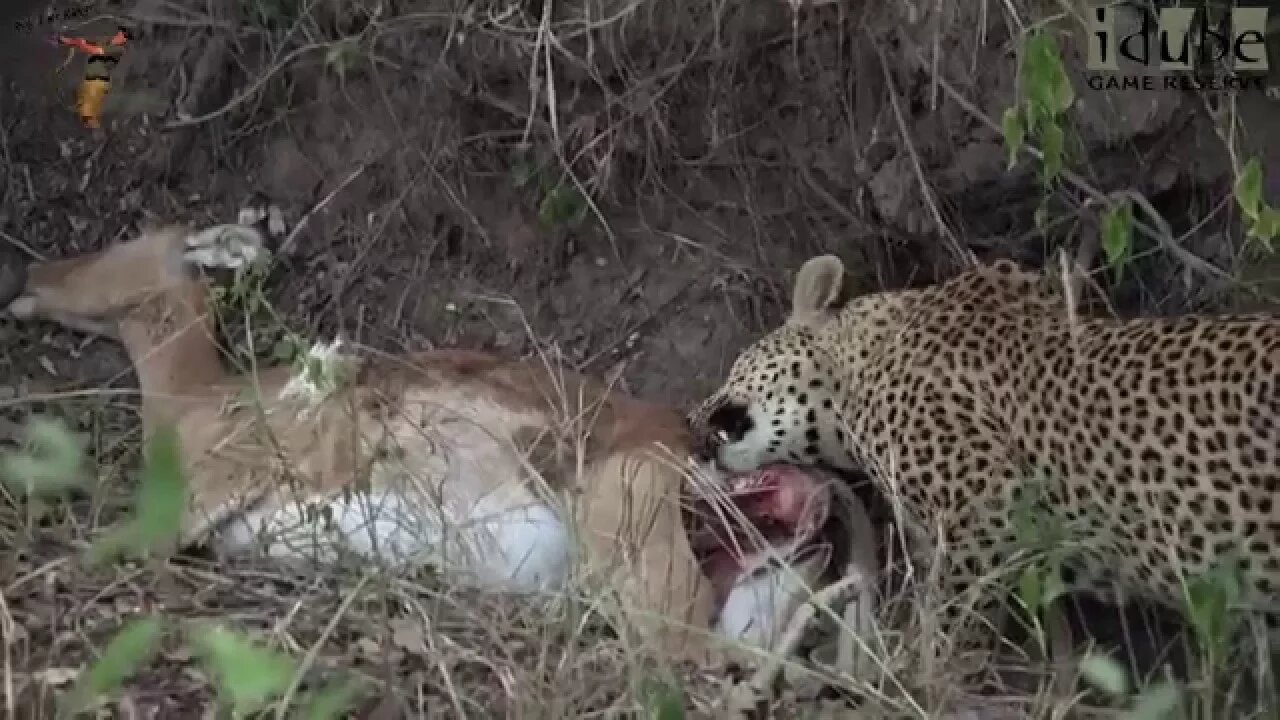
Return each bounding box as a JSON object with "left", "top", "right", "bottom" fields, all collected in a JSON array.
[{"left": 1087, "top": 5, "right": 1269, "bottom": 91}]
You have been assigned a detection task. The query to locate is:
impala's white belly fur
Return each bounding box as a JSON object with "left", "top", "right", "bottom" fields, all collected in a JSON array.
[
  {"left": 217, "top": 389, "right": 573, "bottom": 592},
  {"left": 220, "top": 483, "right": 572, "bottom": 592},
  {"left": 212, "top": 387, "right": 808, "bottom": 650}
]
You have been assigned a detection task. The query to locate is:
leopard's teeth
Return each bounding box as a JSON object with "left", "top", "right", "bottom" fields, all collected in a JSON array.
[{"left": 728, "top": 474, "right": 768, "bottom": 494}]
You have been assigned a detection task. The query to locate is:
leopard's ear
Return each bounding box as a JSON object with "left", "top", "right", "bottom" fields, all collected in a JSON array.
[{"left": 789, "top": 255, "right": 845, "bottom": 325}]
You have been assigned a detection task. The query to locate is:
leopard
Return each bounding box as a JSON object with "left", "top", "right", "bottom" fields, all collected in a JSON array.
[{"left": 689, "top": 253, "right": 1280, "bottom": 668}]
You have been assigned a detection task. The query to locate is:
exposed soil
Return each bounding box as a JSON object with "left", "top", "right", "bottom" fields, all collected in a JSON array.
[{"left": 1, "top": 0, "right": 1279, "bottom": 716}]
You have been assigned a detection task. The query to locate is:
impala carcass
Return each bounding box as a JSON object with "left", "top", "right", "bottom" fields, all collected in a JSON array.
[{"left": 0, "top": 203, "right": 878, "bottom": 670}]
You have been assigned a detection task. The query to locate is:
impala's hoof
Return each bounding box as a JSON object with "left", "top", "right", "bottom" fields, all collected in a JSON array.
[
  {"left": 182, "top": 224, "right": 266, "bottom": 270},
  {"left": 237, "top": 192, "right": 287, "bottom": 242}
]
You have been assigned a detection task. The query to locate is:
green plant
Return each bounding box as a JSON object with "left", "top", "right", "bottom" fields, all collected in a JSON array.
[
  {"left": 638, "top": 675, "right": 686, "bottom": 720},
  {"left": 1078, "top": 560, "right": 1253, "bottom": 720},
  {"left": 1008, "top": 478, "right": 1070, "bottom": 657},
  {"left": 59, "top": 618, "right": 165, "bottom": 717},
  {"left": 209, "top": 257, "right": 273, "bottom": 318},
  {"left": 511, "top": 151, "right": 591, "bottom": 231},
  {"left": 3, "top": 418, "right": 362, "bottom": 717},
  {"left": 207, "top": 255, "right": 300, "bottom": 373},
  {"left": 1002, "top": 29, "right": 1075, "bottom": 191},
  {"left": 1182, "top": 561, "right": 1244, "bottom": 673},
  {"left": 1101, "top": 199, "right": 1135, "bottom": 282},
  {"left": 279, "top": 337, "right": 357, "bottom": 405},
  {"left": 88, "top": 425, "right": 186, "bottom": 563},
  {"left": 272, "top": 331, "right": 311, "bottom": 364},
  {"left": 194, "top": 624, "right": 302, "bottom": 717},
  {"left": 1080, "top": 653, "right": 1182, "bottom": 720},
  {"left": 1233, "top": 157, "right": 1280, "bottom": 251},
  {"left": 1, "top": 415, "right": 85, "bottom": 496},
  {"left": 324, "top": 38, "right": 362, "bottom": 82}
]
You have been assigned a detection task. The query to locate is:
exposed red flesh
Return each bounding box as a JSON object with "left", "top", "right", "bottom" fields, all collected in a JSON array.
[{"left": 687, "top": 464, "right": 831, "bottom": 608}]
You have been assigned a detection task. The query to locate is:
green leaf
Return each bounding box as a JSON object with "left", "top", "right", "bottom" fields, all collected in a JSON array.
[
  {"left": 1079, "top": 653, "right": 1130, "bottom": 697},
  {"left": 640, "top": 676, "right": 686, "bottom": 720},
  {"left": 1126, "top": 682, "right": 1181, "bottom": 720},
  {"left": 1, "top": 416, "right": 84, "bottom": 496},
  {"left": 1023, "top": 32, "right": 1074, "bottom": 119},
  {"left": 1246, "top": 205, "right": 1280, "bottom": 251},
  {"left": 87, "top": 426, "right": 187, "bottom": 564},
  {"left": 1040, "top": 556, "right": 1067, "bottom": 608},
  {"left": 1101, "top": 201, "right": 1134, "bottom": 281},
  {"left": 538, "top": 183, "right": 589, "bottom": 229},
  {"left": 324, "top": 40, "right": 356, "bottom": 79},
  {"left": 1017, "top": 565, "right": 1043, "bottom": 612},
  {"left": 1046, "top": 55, "right": 1075, "bottom": 114},
  {"left": 1039, "top": 123, "right": 1064, "bottom": 186},
  {"left": 132, "top": 426, "right": 187, "bottom": 554},
  {"left": 300, "top": 678, "right": 364, "bottom": 720},
  {"left": 1235, "top": 157, "right": 1264, "bottom": 220},
  {"left": 1185, "top": 563, "right": 1242, "bottom": 659},
  {"left": 1006, "top": 30, "right": 1075, "bottom": 191},
  {"left": 193, "top": 625, "right": 298, "bottom": 717},
  {"left": 61, "top": 617, "right": 164, "bottom": 715},
  {"left": 1001, "top": 107, "right": 1025, "bottom": 171}
]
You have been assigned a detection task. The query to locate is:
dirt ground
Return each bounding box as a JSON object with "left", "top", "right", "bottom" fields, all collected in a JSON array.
[
  {"left": 3, "top": 0, "right": 1279, "bottom": 403},
  {"left": 1, "top": 0, "right": 1279, "bottom": 717}
]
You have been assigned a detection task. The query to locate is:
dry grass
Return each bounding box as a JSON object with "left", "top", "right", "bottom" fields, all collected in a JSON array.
[
  {"left": 2, "top": 353, "right": 1277, "bottom": 715},
  {"left": 3, "top": 332, "right": 1274, "bottom": 719},
  {"left": 0, "top": 344, "right": 741, "bottom": 718},
  {"left": 2, "top": 0, "right": 1278, "bottom": 717}
]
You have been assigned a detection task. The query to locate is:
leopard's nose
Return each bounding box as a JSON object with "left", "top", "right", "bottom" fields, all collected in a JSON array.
[
  {"left": 691, "top": 424, "right": 720, "bottom": 462},
  {"left": 705, "top": 400, "right": 753, "bottom": 445}
]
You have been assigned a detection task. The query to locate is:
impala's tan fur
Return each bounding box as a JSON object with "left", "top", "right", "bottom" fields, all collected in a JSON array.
[{"left": 4, "top": 217, "right": 854, "bottom": 668}]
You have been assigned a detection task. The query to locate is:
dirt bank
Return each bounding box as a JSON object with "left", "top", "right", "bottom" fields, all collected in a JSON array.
[{"left": 2, "top": 0, "right": 1278, "bottom": 716}]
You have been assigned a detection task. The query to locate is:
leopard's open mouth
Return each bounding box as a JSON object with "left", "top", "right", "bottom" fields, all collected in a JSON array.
[{"left": 687, "top": 463, "right": 833, "bottom": 609}]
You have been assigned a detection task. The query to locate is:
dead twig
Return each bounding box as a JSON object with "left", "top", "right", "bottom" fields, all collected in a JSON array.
[
  {"left": 920, "top": 60, "right": 1235, "bottom": 283},
  {"left": 162, "top": 43, "right": 328, "bottom": 129},
  {"left": 278, "top": 165, "right": 368, "bottom": 257},
  {"left": 0, "top": 231, "right": 45, "bottom": 262}
]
